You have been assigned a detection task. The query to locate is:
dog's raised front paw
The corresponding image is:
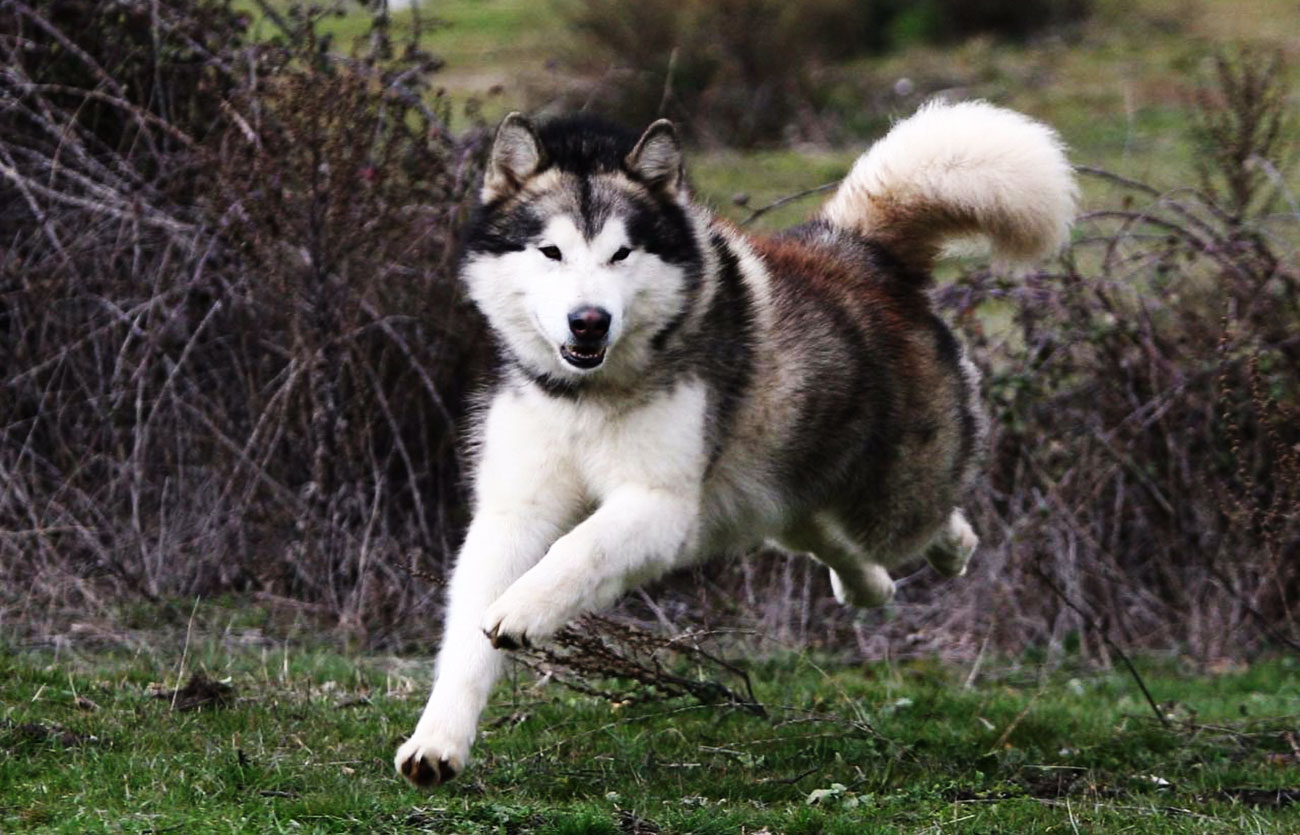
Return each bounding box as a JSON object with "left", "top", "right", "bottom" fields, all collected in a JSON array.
[
  {"left": 394, "top": 732, "right": 466, "bottom": 788},
  {"left": 480, "top": 585, "right": 566, "bottom": 650},
  {"left": 483, "top": 620, "right": 528, "bottom": 651}
]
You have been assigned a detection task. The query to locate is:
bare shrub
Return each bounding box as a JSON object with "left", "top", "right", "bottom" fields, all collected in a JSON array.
[
  {"left": 1191, "top": 51, "right": 1294, "bottom": 222},
  {"left": 0, "top": 0, "right": 487, "bottom": 640}
]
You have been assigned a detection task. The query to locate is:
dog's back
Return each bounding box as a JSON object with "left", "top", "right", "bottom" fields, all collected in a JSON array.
[
  {"left": 708, "top": 231, "right": 969, "bottom": 544},
  {"left": 700, "top": 102, "right": 1076, "bottom": 563}
]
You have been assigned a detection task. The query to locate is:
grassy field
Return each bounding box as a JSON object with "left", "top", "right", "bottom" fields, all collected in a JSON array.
[{"left": 3, "top": 619, "right": 1298, "bottom": 833}]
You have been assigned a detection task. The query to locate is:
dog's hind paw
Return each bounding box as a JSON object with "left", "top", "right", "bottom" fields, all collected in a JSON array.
[
  {"left": 925, "top": 509, "right": 979, "bottom": 579},
  {"left": 830, "top": 563, "right": 896, "bottom": 608}
]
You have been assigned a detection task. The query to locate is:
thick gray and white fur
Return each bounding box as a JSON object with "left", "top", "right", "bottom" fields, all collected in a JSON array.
[{"left": 396, "top": 101, "right": 1077, "bottom": 786}]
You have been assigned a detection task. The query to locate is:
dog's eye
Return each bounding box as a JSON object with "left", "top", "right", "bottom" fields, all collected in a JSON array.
[
  {"left": 540, "top": 245, "right": 562, "bottom": 261},
  {"left": 610, "top": 246, "right": 632, "bottom": 263}
]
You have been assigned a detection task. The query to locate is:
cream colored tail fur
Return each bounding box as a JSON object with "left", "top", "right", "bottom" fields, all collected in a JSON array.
[{"left": 821, "top": 100, "right": 1078, "bottom": 272}]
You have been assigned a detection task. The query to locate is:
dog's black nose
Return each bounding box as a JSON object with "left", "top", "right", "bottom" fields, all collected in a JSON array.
[{"left": 568, "top": 306, "right": 611, "bottom": 341}]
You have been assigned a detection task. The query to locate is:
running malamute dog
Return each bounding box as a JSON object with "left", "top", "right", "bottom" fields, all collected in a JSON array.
[{"left": 396, "top": 101, "right": 1077, "bottom": 786}]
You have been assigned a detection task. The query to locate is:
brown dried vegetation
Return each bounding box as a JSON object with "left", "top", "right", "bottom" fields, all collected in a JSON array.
[{"left": 0, "top": 0, "right": 486, "bottom": 640}]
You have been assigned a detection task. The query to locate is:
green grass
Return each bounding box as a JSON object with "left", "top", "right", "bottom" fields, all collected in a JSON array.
[
  {"left": 691, "top": 148, "right": 862, "bottom": 231},
  {"left": 3, "top": 630, "right": 1298, "bottom": 833},
  {"left": 236, "top": 0, "right": 555, "bottom": 127}
]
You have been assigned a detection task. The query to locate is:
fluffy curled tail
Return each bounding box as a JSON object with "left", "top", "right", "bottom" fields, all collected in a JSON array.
[{"left": 821, "top": 100, "right": 1078, "bottom": 274}]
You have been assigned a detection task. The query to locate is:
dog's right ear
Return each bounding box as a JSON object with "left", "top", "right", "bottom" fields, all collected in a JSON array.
[
  {"left": 626, "top": 119, "right": 683, "bottom": 197},
  {"left": 483, "top": 113, "right": 544, "bottom": 203}
]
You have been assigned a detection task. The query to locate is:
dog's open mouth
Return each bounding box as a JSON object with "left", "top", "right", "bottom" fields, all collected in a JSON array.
[{"left": 559, "top": 342, "right": 607, "bottom": 369}]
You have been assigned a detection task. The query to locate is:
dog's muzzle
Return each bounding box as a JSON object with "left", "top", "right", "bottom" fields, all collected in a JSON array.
[{"left": 561, "top": 306, "right": 611, "bottom": 369}]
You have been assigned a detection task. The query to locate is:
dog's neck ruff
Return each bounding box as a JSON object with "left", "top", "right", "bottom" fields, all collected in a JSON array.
[{"left": 527, "top": 369, "right": 585, "bottom": 399}]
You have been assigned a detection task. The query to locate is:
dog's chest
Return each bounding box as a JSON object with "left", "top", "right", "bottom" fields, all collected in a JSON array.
[{"left": 524, "top": 381, "right": 709, "bottom": 499}]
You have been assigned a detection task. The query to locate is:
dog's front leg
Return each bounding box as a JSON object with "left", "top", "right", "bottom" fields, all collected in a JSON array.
[
  {"left": 396, "top": 395, "right": 581, "bottom": 788},
  {"left": 481, "top": 484, "right": 699, "bottom": 648},
  {"left": 394, "top": 511, "right": 566, "bottom": 786}
]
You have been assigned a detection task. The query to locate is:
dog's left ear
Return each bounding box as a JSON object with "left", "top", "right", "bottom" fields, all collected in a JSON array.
[
  {"left": 626, "top": 119, "right": 683, "bottom": 196},
  {"left": 483, "top": 112, "right": 545, "bottom": 203}
]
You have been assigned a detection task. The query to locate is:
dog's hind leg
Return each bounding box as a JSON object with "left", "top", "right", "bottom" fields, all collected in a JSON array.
[
  {"left": 777, "top": 514, "right": 896, "bottom": 609},
  {"left": 829, "top": 562, "right": 897, "bottom": 609},
  {"left": 924, "top": 508, "right": 979, "bottom": 578}
]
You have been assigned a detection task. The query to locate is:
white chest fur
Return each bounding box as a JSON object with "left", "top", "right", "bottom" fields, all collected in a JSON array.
[{"left": 482, "top": 379, "right": 710, "bottom": 506}]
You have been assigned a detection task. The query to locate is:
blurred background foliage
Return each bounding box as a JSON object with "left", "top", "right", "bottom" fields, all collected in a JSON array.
[{"left": 553, "top": 0, "right": 1092, "bottom": 145}]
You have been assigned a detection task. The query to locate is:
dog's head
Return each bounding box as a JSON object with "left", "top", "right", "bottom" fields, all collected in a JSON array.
[{"left": 462, "top": 113, "right": 704, "bottom": 388}]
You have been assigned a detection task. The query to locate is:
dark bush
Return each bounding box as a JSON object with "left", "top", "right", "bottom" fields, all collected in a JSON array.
[
  {"left": 548, "top": 0, "right": 1092, "bottom": 146},
  {"left": 907, "top": 0, "right": 1091, "bottom": 45},
  {"left": 550, "top": 0, "right": 847, "bottom": 146},
  {"left": 0, "top": 0, "right": 487, "bottom": 641}
]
